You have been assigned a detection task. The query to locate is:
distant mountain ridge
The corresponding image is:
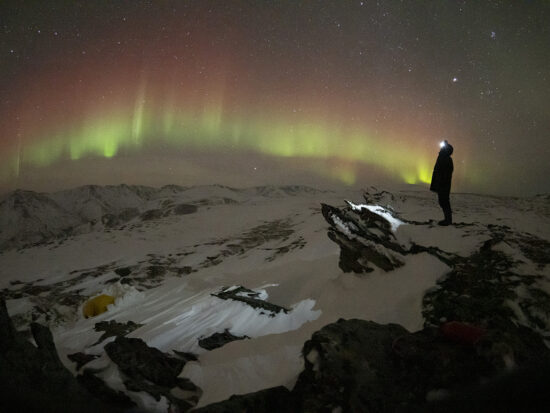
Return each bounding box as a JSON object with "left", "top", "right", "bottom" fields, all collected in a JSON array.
[{"left": 0, "top": 184, "right": 327, "bottom": 252}]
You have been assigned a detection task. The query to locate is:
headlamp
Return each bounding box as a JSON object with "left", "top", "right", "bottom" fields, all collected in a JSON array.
[{"left": 440, "top": 141, "right": 446, "bottom": 148}]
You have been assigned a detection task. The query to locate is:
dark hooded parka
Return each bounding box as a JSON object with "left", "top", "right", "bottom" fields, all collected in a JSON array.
[{"left": 430, "top": 142, "right": 454, "bottom": 194}]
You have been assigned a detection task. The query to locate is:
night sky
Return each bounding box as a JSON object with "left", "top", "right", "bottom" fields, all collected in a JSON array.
[{"left": 1, "top": 1, "right": 549, "bottom": 196}]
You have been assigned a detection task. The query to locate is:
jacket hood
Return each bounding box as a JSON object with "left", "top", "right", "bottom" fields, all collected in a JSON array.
[{"left": 440, "top": 141, "right": 454, "bottom": 156}]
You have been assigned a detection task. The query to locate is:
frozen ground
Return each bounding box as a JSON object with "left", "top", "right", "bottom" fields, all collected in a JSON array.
[{"left": 0, "top": 184, "right": 548, "bottom": 411}]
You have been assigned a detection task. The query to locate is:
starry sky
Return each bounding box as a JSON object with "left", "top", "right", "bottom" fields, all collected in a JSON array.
[{"left": 1, "top": 1, "right": 549, "bottom": 196}]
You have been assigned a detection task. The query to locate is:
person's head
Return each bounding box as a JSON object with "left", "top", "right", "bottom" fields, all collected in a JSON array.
[{"left": 439, "top": 140, "right": 454, "bottom": 156}]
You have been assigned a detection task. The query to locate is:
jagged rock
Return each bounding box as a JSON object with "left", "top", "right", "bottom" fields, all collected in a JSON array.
[
  {"left": 77, "top": 370, "right": 136, "bottom": 409},
  {"left": 0, "top": 298, "right": 123, "bottom": 412},
  {"left": 68, "top": 352, "right": 100, "bottom": 370},
  {"left": 105, "top": 336, "right": 184, "bottom": 387},
  {"left": 212, "top": 286, "right": 289, "bottom": 316},
  {"left": 293, "top": 319, "right": 411, "bottom": 412},
  {"left": 199, "top": 329, "right": 250, "bottom": 350},
  {"left": 194, "top": 386, "right": 296, "bottom": 413},
  {"left": 104, "top": 336, "right": 201, "bottom": 411},
  {"left": 321, "top": 203, "right": 405, "bottom": 272},
  {"left": 92, "top": 319, "right": 143, "bottom": 345}
]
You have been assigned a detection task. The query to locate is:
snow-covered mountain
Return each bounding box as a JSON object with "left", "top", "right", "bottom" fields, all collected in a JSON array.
[
  {"left": 0, "top": 184, "right": 328, "bottom": 252},
  {"left": 0, "top": 184, "right": 549, "bottom": 412}
]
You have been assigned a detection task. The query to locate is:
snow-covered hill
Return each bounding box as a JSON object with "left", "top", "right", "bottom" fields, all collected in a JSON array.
[
  {"left": 0, "top": 184, "right": 329, "bottom": 252},
  {"left": 0, "top": 184, "right": 549, "bottom": 412}
]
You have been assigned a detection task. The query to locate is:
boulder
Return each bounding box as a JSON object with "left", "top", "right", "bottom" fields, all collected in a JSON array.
[
  {"left": 105, "top": 336, "right": 201, "bottom": 411},
  {"left": 198, "top": 329, "right": 250, "bottom": 350}
]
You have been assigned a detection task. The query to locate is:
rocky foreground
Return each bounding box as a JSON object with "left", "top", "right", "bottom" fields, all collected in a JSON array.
[
  {"left": 1, "top": 189, "right": 550, "bottom": 412},
  {"left": 195, "top": 198, "right": 550, "bottom": 412}
]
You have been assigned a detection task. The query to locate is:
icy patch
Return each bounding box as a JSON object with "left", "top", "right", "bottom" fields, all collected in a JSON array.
[{"left": 347, "top": 202, "right": 405, "bottom": 232}]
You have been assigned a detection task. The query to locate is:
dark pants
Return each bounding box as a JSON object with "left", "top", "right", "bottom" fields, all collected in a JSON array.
[{"left": 438, "top": 191, "right": 452, "bottom": 223}]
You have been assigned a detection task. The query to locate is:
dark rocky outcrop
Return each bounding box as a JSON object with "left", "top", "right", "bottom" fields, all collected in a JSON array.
[
  {"left": 212, "top": 286, "right": 289, "bottom": 316},
  {"left": 77, "top": 370, "right": 136, "bottom": 409},
  {"left": 321, "top": 203, "right": 405, "bottom": 273},
  {"left": 294, "top": 319, "right": 413, "bottom": 412},
  {"left": 0, "top": 298, "right": 123, "bottom": 413},
  {"left": 198, "top": 329, "right": 250, "bottom": 350},
  {"left": 194, "top": 386, "right": 296, "bottom": 413},
  {"left": 104, "top": 336, "right": 201, "bottom": 411},
  {"left": 67, "top": 351, "right": 100, "bottom": 370},
  {"left": 92, "top": 319, "right": 143, "bottom": 345},
  {"left": 198, "top": 319, "right": 550, "bottom": 412}
]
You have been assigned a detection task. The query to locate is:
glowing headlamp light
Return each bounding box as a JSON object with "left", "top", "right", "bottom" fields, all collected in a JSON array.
[{"left": 440, "top": 141, "right": 446, "bottom": 148}]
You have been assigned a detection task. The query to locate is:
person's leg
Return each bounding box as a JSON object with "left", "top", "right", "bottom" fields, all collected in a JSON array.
[{"left": 438, "top": 191, "right": 452, "bottom": 225}]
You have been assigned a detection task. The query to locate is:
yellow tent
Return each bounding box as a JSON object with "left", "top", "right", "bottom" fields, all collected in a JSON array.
[{"left": 82, "top": 294, "right": 115, "bottom": 318}]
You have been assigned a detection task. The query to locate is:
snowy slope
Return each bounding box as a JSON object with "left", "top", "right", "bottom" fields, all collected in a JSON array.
[{"left": 1, "top": 184, "right": 549, "bottom": 411}]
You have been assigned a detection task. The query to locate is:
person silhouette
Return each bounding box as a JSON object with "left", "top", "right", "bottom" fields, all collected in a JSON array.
[{"left": 430, "top": 140, "right": 454, "bottom": 226}]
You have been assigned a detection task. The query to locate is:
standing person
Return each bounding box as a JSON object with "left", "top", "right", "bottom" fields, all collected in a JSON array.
[{"left": 430, "top": 140, "right": 454, "bottom": 226}]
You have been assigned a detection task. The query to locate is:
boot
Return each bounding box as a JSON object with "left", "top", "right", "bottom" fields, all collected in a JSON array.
[{"left": 438, "top": 209, "right": 452, "bottom": 226}]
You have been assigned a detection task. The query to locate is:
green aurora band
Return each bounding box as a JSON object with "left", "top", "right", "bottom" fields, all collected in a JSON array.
[{"left": 1, "top": 103, "right": 434, "bottom": 187}]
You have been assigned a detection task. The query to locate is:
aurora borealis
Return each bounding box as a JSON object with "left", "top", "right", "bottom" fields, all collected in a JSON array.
[{"left": 1, "top": 1, "right": 549, "bottom": 195}]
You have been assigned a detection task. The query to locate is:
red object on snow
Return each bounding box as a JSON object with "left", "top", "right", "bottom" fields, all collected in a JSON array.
[{"left": 440, "top": 321, "right": 486, "bottom": 345}]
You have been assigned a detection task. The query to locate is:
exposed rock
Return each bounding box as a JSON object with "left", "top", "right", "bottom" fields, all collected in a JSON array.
[
  {"left": 198, "top": 329, "right": 250, "bottom": 350},
  {"left": 114, "top": 267, "right": 132, "bottom": 277},
  {"left": 147, "top": 265, "right": 167, "bottom": 278},
  {"left": 117, "top": 207, "right": 140, "bottom": 222},
  {"left": 105, "top": 336, "right": 183, "bottom": 387},
  {"left": 0, "top": 298, "right": 123, "bottom": 412},
  {"left": 104, "top": 336, "right": 201, "bottom": 411},
  {"left": 92, "top": 319, "right": 143, "bottom": 345},
  {"left": 194, "top": 386, "right": 296, "bottom": 413},
  {"left": 212, "top": 286, "right": 289, "bottom": 316},
  {"left": 293, "top": 319, "right": 412, "bottom": 412},
  {"left": 174, "top": 203, "right": 198, "bottom": 215},
  {"left": 173, "top": 350, "right": 199, "bottom": 363},
  {"left": 175, "top": 265, "right": 194, "bottom": 276},
  {"left": 77, "top": 370, "right": 136, "bottom": 409},
  {"left": 140, "top": 208, "right": 163, "bottom": 221},
  {"left": 199, "top": 318, "right": 550, "bottom": 412},
  {"left": 321, "top": 203, "right": 405, "bottom": 273},
  {"left": 68, "top": 351, "right": 100, "bottom": 370}
]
